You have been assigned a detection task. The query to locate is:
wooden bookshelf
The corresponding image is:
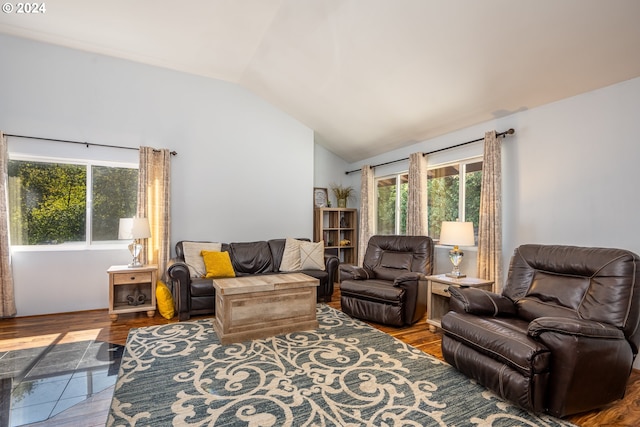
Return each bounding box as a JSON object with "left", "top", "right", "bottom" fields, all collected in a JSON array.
[{"left": 313, "top": 208, "right": 358, "bottom": 264}]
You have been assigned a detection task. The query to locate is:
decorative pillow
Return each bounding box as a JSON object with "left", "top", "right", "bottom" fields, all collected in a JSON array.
[
  {"left": 280, "top": 238, "right": 302, "bottom": 271},
  {"left": 202, "top": 250, "right": 236, "bottom": 278},
  {"left": 300, "top": 240, "right": 325, "bottom": 271},
  {"left": 156, "top": 280, "right": 175, "bottom": 320},
  {"left": 182, "top": 242, "right": 222, "bottom": 278}
]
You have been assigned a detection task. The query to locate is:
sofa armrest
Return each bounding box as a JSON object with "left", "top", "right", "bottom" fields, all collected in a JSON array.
[
  {"left": 324, "top": 253, "right": 339, "bottom": 281},
  {"left": 527, "top": 315, "right": 632, "bottom": 411},
  {"left": 339, "top": 264, "right": 372, "bottom": 281},
  {"left": 167, "top": 258, "right": 192, "bottom": 321},
  {"left": 528, "top": 317, "right": 625, "bottom": 340},
  {"left": 323, "top": 253, "right": 339, "bottom": 298},
  {"left": 392, "top": 273, "right": 427, "bottom": 324},
  {"left": 448, "top": 286, "right": 517, "bottom": 317},
  {"left": 393, "top": 272, "right": 424, "bottom": 286}
]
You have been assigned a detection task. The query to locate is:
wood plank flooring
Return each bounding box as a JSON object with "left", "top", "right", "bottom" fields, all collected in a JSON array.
[{"left": 1, "top": 285, "right": 639, "bottom": 426}]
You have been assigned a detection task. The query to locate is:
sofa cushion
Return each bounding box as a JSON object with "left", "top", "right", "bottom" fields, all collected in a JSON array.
[
  {"left": 280, "top": 238, "right": 303, "bottom": 271},
  {"left": 229, "top": 241, "right": 273, "bottom": 275},
  {"left": 182, "top": 241, "right": 222, "bottom": 278},
  {"left": 202, "top": 250, "right": 236, "bottom": 278},
  {"left": 300, "top": 240, "right": 325, "bottom": 270},
  {"left": 300, "top": 269, "right": 328, "bottom": 283},
  {"left": 190, "top": 277, "right": 215, "bottom": 297}
]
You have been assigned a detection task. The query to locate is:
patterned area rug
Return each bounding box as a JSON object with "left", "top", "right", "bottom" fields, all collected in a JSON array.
[{"left": 108, "top": 305, "right": 575, "bottom": 426}]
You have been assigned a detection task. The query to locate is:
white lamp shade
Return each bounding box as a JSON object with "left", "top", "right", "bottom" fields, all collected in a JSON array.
[
  {"left": 439, "top": 221, "right": 475, "bottom": 247},
  {"left": 118, "top": 217, "right": 151, "bottom": 240}
]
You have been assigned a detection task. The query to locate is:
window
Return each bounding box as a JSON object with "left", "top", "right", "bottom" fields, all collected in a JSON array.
[
  {"left": 376, "top": 174, "right": 408, "bottom": 235},
  {"left": 427, "top": 159, "right": 482, "bottom": 241},
  {"left": 8, "top": 157, "right": 138, "bottom": 246},
  {"left": 374, "top": 157, "right": 482, "bottom": 241}
]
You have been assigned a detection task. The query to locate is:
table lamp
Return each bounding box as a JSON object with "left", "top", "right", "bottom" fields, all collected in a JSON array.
[
  {"left": 118, "top": 217, "right": 151, "bottom": 268},
  {"left": 439, "top": 221, "right": 475, "bottom": 278}
]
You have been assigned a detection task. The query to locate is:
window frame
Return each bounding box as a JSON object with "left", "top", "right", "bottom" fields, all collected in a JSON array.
[
  {"left": 373, "top": 155, "right": 483, "bottom": 243},
  {"left": 8, "top": 153, "right": 138, "bottom": 251},
  {"left": 427, "top": 156, "right": 483, "bottom": 245},
  {"left": 375, "top": 172, "right": 408, "bottom": 235}
]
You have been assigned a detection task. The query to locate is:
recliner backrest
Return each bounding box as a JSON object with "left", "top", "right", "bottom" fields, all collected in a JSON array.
[
  {"left": 363, "top": 235, "right": 434, "bottom": 281},
  {"left": 504, "top": 244, "right": 640, "bottom": 352}
]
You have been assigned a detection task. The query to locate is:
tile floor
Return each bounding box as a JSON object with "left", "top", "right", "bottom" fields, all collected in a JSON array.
[{"left": 0, "top": 339, "right": 122, "bottom": 426}]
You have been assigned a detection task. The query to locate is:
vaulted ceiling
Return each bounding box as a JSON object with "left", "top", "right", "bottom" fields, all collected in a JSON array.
[{"left": 1, "top": 0, "right": 639, "bottom": 162}]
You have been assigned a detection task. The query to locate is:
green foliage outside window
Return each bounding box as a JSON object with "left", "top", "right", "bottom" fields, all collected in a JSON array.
[
  {"left": 376, "top": 176, "right": 408, "bottom": 235},
  {"left": 464, "top": 168, "right": 482, "bottom": 239},
  {"left": 8, "top": 160, "right": 137, "bottom": 245},
  {"left": 377, "top": 181, "right": 396, "bottom": 235},
  {"left": 427, "top": 172, "right": 459, "bottom": 239},
  {"left": 376, "top": 160, "right": 482, "bottom": 239},
  {"left": 92, "top": 165, "right": 139, "bottom": 241}
]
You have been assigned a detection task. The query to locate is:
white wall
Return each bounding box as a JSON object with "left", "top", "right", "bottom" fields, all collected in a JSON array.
[
  {"left": 338, "top": 75, "right": 640, "bottom": 311},
  {"left": 334, "top": 76, "right": 640, "bottom": 368},
  {"left": 501, "top": 76, "right": 640, "bottom": 257},
  {"left": 0, "top": 34, "right": 314, "bottom": 316},
  {"left": 313, "top": 143, "right": 350, "bottom": 207}
]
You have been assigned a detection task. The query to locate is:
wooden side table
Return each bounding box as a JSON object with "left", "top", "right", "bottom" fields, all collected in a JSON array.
[
  {"left": 426, "top": 274, "right": 493, "bottom": 332},
  {"left": 107, "top": 264, "right": 157, "bottom": 321}
]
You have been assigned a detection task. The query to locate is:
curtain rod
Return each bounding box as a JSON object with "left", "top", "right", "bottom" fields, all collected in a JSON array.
[
  {"left": 345, "top": 128, "right": 515, "bottom": 175},
  {"left": 5, "top": 133, "right": 178, "bottom": 156}
]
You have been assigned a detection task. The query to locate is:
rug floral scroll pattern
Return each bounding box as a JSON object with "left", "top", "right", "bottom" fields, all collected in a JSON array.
[{"left": 108, "top": 305, "right": 575, "bottom": 426}]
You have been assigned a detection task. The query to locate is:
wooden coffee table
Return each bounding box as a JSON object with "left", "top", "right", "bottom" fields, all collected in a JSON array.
[{"left": 212, "top": 273, "right": 319, "bottom": 344}]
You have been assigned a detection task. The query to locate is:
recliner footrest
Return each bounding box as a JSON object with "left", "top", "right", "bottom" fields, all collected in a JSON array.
[
  {"left": 442, "top": 336, "right": 549, "bottom": 413},
  {"left": 441, "top": 311, "right": 551, "bottom": 377},
  {"left": 340, "top": 279, "right": 405, "bottom": 302}
]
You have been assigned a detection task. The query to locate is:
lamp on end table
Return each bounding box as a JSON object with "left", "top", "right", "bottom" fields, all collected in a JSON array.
[
  {"left": 118, "top": 217, "right": 151, "bottom": 268},
  {"left": 439, "top": 221, "right": 475, "bottom": 278}
]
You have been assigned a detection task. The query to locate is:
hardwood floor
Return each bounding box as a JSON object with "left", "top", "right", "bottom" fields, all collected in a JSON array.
[{"left": 1, "top": 285, "right": 639, "bottom": 426}]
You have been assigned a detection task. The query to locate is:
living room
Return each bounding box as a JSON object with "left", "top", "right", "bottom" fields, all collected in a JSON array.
[{"left": 1, "top": 1, "right": 640, "bottom": 426}]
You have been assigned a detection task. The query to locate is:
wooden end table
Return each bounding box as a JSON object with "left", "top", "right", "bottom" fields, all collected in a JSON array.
[
  {"left": 107, "top": 264, "right": 157, "bottom": 321},
  {"left": 426, "top": 274, "right": 493, "bottom": 332}
]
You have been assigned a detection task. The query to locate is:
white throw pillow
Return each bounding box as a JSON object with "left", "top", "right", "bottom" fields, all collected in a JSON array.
[
  {"left": 280, "top": 238, "right": 302, "bottom": 272},
  {"left": 300, "top": 240, "right": 325, "bottom": 271},
  {"left": 182, "top": 241, "right": 222, "bottom": 278}
]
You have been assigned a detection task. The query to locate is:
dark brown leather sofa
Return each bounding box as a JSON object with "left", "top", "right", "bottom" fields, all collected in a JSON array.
[
  {"left": 441, "top": 244, "right": 640, "bottom": 417},
  {"left": 167, "top": 239, "right": 339, "bottom": 321},
  {"left": 339, "top": 235, "right": 434, "bottom": 326}
]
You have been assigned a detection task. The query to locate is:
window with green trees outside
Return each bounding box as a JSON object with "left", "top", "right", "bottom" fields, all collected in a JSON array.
[
  {"left": 375, "top": 158, "right": 482, "bottom": 242},
  {"left": 8, "top": 158, "right": 138, "bottom": 246}
]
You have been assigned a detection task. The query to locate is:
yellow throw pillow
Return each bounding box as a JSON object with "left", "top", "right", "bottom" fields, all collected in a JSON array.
[
  {"left": 156, "top": 280, "right": 175, "bottom": 320},
  {"left": 202, "top": 250, "right": 236, "bottom": 278},
  {"left": 182, "top": 241, "right": 222, "bottom": 278}
]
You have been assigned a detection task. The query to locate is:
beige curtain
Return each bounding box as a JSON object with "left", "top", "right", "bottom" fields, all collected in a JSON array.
[
  {"left": 358, "top": 165, "right": 374, "bottom": 265},
  {"left": 477, "top": 130, "right": 503, "bottom": 292},
  {"left": 137, "top": 147, "right": 171, "bottom": 276},
  {"left": 0, "top": 132, "right": 16, "bottom": 318},
  {"left": 406, "top": 152, "right": 428, "bottom": 236}
]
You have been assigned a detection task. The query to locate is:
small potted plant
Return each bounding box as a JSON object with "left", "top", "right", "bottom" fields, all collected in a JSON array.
[{"left": 331, "top": 184, "right": 355, "bottom": 208}]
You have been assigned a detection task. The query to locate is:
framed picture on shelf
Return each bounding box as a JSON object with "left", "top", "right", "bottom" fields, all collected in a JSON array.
[{"left": 313, "top": 187, "right": 329, "bottom": 208}]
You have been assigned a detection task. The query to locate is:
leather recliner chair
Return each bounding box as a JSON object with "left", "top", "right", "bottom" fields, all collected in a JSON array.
[
  {"left": 441, "top": 244, "right": 640, "bottom": 417},
  {"left": 339, "top": 235, "right": 434, "bottom": 326}
]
